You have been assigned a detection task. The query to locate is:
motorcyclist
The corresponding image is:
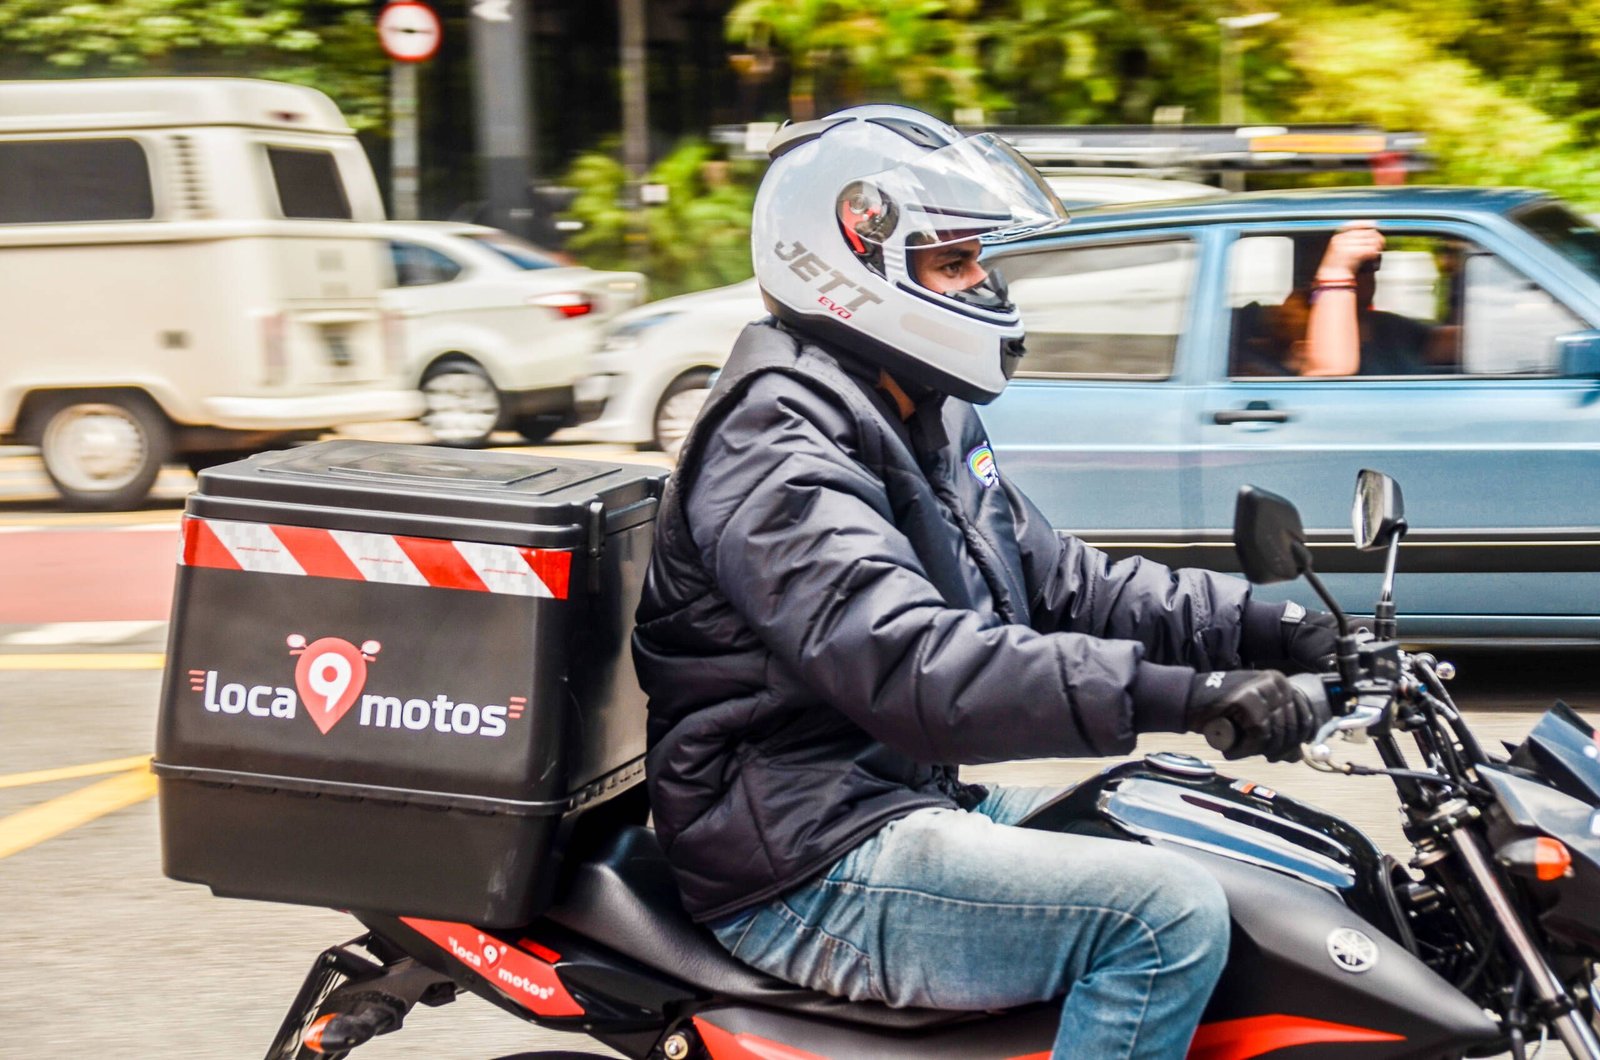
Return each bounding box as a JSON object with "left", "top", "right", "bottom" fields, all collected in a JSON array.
[{"left": 632, "top": 105, "right": 1337, "bottom": 1059}]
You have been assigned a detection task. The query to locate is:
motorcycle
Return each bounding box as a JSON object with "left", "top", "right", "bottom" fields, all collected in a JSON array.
[{"left": 259, "top": 470, "right": 1600, "bottom": 1060}]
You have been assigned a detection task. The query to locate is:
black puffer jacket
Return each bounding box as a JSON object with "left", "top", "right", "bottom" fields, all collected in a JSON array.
[{"left": 633, "top": 320, "right": 1270, "bottom": 922}]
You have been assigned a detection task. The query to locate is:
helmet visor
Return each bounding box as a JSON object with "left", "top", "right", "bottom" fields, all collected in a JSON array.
[{"left": 840, "top": 133, "right": 1069, "bottom": 251}]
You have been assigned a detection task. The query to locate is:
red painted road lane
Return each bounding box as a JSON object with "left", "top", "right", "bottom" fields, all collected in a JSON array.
[{"left": 0, "top": 529, "right": 178, "bottom": 623}]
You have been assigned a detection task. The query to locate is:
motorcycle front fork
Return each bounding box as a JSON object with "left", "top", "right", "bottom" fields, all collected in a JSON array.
[{"left": 1449, "top": 828, "right": 1600, "bottom": 1060}]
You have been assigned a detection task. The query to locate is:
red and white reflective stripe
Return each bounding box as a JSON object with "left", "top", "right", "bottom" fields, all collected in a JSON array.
[{"left": 180, "top": 517, "right": 571, "bottom": 600}]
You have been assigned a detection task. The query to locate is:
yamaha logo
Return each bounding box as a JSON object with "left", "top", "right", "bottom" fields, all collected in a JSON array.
[{"left": 1326, "top": 927, "right": 1379, "bottom": 973}]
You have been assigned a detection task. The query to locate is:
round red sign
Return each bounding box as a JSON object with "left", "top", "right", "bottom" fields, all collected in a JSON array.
[{"left": 377, "top": 1, "right": 442, "bottom": 63}]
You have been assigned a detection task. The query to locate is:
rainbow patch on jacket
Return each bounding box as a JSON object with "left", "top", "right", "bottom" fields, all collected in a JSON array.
[{"left": 966, "top": 444, "right": 1000, "bottom": 489}]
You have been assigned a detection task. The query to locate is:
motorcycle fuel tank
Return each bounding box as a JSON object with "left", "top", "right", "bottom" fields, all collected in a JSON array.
[{"left": 1029, "top": 756, "right": 1501, "bottom": 1057}]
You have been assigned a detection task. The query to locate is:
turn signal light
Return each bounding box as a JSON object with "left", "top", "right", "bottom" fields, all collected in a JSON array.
[
  {"left": 1496, "top": 836, "right": 1574, "bottom": 882},
  {"left": 1533, "top": 837, "right": 1573, "bottom": 881}
]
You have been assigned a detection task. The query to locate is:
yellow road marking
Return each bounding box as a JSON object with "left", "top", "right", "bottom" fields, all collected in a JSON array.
[
  {"left": 0, "top": 754, "right": 153, "bottom": 790},
  {"left": 0, "top": 653, "right": 165, "bottom": 671},
  {"left": 0, "top": 767, "right": 157, "bottom": 860}
]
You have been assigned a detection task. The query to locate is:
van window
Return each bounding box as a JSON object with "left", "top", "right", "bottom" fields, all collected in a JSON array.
[
  {"left": 266, "top": 146, "right": 352, "bottom": 220},
  {"left": 0, "top": 139, "right": 154, "bottom": 224}
]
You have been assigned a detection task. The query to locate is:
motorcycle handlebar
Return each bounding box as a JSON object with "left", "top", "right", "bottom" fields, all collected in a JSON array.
[{"left": 1201, "top": 671, "right": 1337, "bottom": 756}]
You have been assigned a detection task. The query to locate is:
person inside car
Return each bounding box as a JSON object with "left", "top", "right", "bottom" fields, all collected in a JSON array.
[
  {"left": 632, "top": 105, "right": 1337, "bottom": 1059},
  {"left": 1235, "top": 222, "right": 1461, "bottom": 377}
]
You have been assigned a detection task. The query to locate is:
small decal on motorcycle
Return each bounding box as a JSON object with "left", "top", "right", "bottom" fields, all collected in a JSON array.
[
  {"left": 1326, "top": 927, "right": 1379, "bottom": 973},
  {"left": 1230, "top": 779, "right": 1278, "bottom": 801}
]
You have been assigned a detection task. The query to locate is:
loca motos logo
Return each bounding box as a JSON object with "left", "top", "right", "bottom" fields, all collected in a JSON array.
[{"left": 189, "top": 632, "right": 525, "bottom": 739}]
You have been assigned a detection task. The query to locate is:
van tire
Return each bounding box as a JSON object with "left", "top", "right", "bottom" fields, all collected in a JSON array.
[
  {"left": 37, "top": 393, "right": 170, "bottom": 510},
  {"left": 420, "top": 359, "right": 502, "bottom": 448}
]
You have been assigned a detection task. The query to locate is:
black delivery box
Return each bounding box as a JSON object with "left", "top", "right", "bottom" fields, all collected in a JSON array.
[{"left": 154, "top": 441, "right": 667, "bottom": 926}]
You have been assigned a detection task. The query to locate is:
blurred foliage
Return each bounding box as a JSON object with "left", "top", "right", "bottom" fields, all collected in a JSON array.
[
  {"left": 726, "top": 0, "right": 1300, "bottom": 124},
  {"left": 723, "top": 0, "right": 1600, "bottom": 209},
  {"left": 727, "top": 0, "right": 986, "bottom": 118},
  {"left": 0, "top": 0, "right": 386, "bottom": 130},
  {"left": 1286, "top": 7, "right": 1591, "bottom": 201},
  {"left": 561, "top": 139, "right": 764, "bottom": 297}
]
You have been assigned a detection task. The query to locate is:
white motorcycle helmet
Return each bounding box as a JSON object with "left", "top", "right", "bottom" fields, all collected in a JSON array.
[{"left": 751, "top": 105, "right": 1069, "bottom": 404}]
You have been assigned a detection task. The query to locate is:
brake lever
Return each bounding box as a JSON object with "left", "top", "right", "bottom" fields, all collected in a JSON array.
[{"left": 1302, "top": 691, "right": 1394, "bottom": 772}]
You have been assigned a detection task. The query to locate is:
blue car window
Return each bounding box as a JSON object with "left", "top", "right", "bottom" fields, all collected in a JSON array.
[
  {"left": 1227, "top": 225, "right": 1584, "bottom": 380},
  {"left": 1228, "top": 229, "right": 1475, "bottom": 379},
  {"left": 1461, "top": 254, "right": 1584, "bottom": 375},
  {"left": 1000, "top": 238, "right": 1197, "bottom": 378},
  {"left": 1513, "top": 202, "right": 1600, "bottom": 284}
]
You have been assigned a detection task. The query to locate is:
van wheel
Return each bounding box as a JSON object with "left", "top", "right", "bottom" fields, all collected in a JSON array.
[
  {"left": 652, "top": 369, "right": 714, "bottom": 458},
  {"left": 38, "top": 395, "right": 170, "bottom": 510},
  {"left": 421, "top": 360, "right": 502, "bottom": 448}
]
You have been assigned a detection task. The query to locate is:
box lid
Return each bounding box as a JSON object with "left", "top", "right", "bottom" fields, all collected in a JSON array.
[{"left": 187, "top": 441, "right": 668, "bottom": 548}]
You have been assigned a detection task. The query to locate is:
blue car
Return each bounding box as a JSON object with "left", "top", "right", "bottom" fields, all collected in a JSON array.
[{"left": 985, "top": 186, "right": 1600, "bottom": 643}]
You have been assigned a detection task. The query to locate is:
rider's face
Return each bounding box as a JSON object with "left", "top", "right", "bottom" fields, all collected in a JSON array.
[{"left": 910, "top": 238, "right": 987, "bottom": 295}]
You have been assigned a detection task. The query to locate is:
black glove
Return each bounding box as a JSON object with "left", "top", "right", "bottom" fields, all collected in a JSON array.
[
  {"left": 1240, "top": 600, "right": 1339, "bottom": 674},
  {"left": 1185, "top": 669, "right": 1319, "bottom": 762}
]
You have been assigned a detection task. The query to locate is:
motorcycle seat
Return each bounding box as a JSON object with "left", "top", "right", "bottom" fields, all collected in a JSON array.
[{"left": 544, "top": 825, "right": 973, "bottom": 1031}]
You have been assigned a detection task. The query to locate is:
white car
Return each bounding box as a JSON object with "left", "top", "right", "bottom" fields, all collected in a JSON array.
[
  {"left": 379, "top": 222, "right": 646, "bottom": 446},
  {"left": 577, "top": 176, "right": 1223, "bottom": 455},
  {"left": 578, "top": 278, "right": 766, "bottom": 455}
]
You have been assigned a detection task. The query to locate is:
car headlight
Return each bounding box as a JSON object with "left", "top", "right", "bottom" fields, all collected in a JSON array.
[{"left": 600, "top": 311, "right": 680, "bottom": 352}]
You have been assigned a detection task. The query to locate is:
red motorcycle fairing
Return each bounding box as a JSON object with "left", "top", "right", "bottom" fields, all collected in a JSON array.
[{"left": 687, "top": 1009, "right": 1411, "bottom": 1059}]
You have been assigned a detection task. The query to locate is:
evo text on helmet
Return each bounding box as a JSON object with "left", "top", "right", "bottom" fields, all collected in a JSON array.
[{"left": 750, "top": 105, "right": 1070, "bottom": 404}]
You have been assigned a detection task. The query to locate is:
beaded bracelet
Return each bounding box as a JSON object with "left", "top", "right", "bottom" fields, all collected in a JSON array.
[{"left": 1309, "top": 280, "right": 1358, "bottom": 305}]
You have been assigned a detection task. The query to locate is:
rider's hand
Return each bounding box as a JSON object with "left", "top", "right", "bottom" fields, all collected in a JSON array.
[
  {"left": 1185, "top": 670, "right": 1318, "bottom": 762},
  {"left": 1316, "top": 221, "right": 1385, "bottom": 283},
  {"left": 1240, "top": 599, "right": 1338, "bottom": 675},
  {"left": 1283, "top": 608, "right": 1339, "bottom": 673}
]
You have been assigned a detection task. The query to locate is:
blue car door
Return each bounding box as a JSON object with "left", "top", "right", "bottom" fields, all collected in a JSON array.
[
  {"left": 987, "top": 229, "right": 1215, "bottom": 538},
  {"left": 1196, "top": 215, "right": 1600, "bottom": 639}
]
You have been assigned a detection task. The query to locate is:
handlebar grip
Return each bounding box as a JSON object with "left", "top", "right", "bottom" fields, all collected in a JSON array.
[
  {"left": 1202, "top": 717, "right": 1239, "bottom": 754},
  {"left": 1288, "top": 671, "right": 1335, "bottom": 720}
]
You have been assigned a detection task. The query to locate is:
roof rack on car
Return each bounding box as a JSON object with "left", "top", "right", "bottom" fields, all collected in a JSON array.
[
  {"left": 711, "top": 122, "right": 1429, "bottom": 179},
  {"left": 977, "top": 124, "right": 1428, "bottom": 176}
]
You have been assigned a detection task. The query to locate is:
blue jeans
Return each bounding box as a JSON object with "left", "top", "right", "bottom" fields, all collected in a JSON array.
[{"left": 710, "top": 787, "right": 1229, "bottom": 1059}]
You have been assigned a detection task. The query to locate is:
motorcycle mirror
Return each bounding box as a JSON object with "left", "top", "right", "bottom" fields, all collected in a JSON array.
[
  {"left": 1233, "top": 485, "right": 1308, "bottom": 584},
  {"left": 1352, "top": 469, "right": 1407, "bottom": 552}
]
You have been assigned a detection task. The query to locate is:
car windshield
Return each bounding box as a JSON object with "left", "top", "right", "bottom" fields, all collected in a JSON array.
[
  {"left": 1513, "top": 202, "right": 1600, "bottom": 283},
  {"left": 463, "top": 231, "right": 564, "bottom": 270}
]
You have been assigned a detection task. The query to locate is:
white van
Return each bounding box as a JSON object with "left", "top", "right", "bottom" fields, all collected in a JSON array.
[{"left": 0, "top": 77, "right": 422, "bottom": 508}]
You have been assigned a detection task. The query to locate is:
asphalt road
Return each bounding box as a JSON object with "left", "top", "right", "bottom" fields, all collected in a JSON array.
[
  {"left": 6, "top": 643, "right": 1597, "bottom": 1059},
  {"left": 1, "top": 438, "right": 1597, "bottom": 1058}
]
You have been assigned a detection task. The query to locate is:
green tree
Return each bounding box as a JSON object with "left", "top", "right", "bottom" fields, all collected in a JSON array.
[
  {"left": 0, "top": 0, "right": 385, "bottom": 130},
  {"left": 726, "top": 0, "right": 1303, "bottom": 125},
  {"left": 562, "top": 138, "right": 764, "bottom": 298},
  {"left": 727, "top": 0, "right": 985, "bottom": 118},
  {"left": 1286, "top": 5, "right": 1596, "bottom": 204}
]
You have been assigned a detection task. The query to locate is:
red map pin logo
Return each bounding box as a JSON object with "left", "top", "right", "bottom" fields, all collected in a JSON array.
[{"left": 292, "top": 636, "right": 372, "bottom": 734}]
